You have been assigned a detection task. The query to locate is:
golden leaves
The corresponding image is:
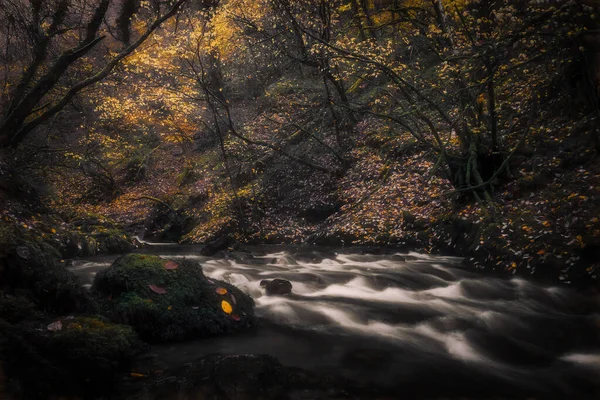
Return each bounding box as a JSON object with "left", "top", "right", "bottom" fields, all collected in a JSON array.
[{"left": 221, "top": 300, "right": 233, "bottom": 315}]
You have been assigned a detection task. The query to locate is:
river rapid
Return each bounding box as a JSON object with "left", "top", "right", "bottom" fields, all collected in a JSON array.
[{"left": 70, "top": 245, "right": 600, "bottom": 399}]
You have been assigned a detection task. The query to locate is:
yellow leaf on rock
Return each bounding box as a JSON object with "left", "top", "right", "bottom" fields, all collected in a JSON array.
[{"left": 221, "top": 300, "right": 232, "bottom": 315}]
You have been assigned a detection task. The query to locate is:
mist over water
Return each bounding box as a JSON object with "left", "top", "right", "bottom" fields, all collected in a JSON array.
[{"left": 71, "top": 246, "right": 600, "bottom": 398}]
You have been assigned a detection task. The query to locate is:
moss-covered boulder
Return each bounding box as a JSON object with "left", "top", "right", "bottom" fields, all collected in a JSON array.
[
  {"left": 92, "top": 254, "right": 256, "bottom": 342},
  {"left": 0, "top": 293, "right": 44, "bottom": 324},
  {"left": 2, "top": 237, "right": 89, "bottom": 314},
  {"left": 3, "top": 316, "right": 143, "bottom": 398}
]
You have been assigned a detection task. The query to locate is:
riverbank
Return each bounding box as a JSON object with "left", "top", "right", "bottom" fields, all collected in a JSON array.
[{"left": 37, "top": 105, "right": 600, "bottom": 288}]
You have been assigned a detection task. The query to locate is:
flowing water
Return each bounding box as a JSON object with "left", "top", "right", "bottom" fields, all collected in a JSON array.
[{"left": 70, "top": 246, "right": 600, "bottom": 398}]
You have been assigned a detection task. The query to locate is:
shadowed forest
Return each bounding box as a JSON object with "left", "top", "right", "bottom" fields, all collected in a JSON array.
[{"left": 1, "top": 0, "right": 600, "bottom": 399}]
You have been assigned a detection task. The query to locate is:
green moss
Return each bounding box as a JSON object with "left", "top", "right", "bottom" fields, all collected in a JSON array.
[
  {"left": 93, "top": 254, "right": 256, "bottom": 342},
  {"left": 49, "top": 316, "right": 143, "bottom": 371}
]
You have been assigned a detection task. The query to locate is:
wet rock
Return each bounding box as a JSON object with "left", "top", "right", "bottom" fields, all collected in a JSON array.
[
  {"left": 213, "top": 354, "right": 288, "bottom": 399},
  {"left": 201, "top": 234, "right": 230, "bottom": 256},
  {"left": 92, "top": 254, "right": 256, "bottom": 342},
  {"left": 264, "top": 279, "right": 293, "bottom": 296},
  {"left": 124, "top": 354, "right": 288, "bottom": 400},
  {"left": 3, "top": 239, "right": 88, "bottom": 314}
]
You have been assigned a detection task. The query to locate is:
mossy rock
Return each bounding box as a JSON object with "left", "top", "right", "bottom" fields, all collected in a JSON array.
[
  {"left": 3, "top": 316, "right": 143, "bottom": 398},
  {"left": 92, "top": 254, "right": 256, "bottom": 342},
  {"left": 2, "top": 237, "right": 89, "bottom": 314},
  {"left": 0, "top": 293, "right": 44, "bottom": 324}
]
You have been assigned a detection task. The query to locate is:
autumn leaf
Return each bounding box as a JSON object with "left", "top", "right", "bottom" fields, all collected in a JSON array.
[
  {"left": 130, "top": 372, "right": 147, "bottom": 378},
  {"left": 167, "top": 305, "right": 172, "bottom": 311},
  {"left": 47, "top": 321, "right": 63, "bottom": 332},
  {"left": 149, "top": 284, "right": 167, "bottom": 295},
  {"left": 537, "top": 250, "right": 546, "bottom": 255},
  {"left": 164, "top": 260, "right": 178, "bottom": 270},
  {"left": 231, "top": 314, "right": 241, "bottom": 321},
  {"left": 221, "top": 300, "right": 232, "bottom": 315},
  {"left": 216, "top": 287, "right": 228, "bottom": 295}
]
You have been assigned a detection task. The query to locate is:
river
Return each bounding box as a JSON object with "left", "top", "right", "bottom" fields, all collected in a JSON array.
[{"left": 70, "top": 245, "right": 600, "bottom": 399}]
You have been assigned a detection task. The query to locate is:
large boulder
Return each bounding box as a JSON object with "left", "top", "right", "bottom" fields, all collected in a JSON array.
[
  {"left": 3, "top": 316, "right": 142, "bottom": 398},
  {"left": 92, "top": 254, "right": 256, "bottom": 342},
  {"left": 1, "top": 237, "right": 89, "bottom": 314}
]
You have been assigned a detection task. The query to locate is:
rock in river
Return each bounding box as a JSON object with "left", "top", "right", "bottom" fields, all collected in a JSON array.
[
  {"left": 92, "top": 254, "right": 256, "bottom": 342},
  {"left": 262, "top": 278, "right": 293, "bottom": 296}
]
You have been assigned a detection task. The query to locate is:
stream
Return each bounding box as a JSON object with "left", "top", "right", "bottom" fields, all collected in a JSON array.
[{"left": 70, "top": 245, "right": 600, "bottom": 398}]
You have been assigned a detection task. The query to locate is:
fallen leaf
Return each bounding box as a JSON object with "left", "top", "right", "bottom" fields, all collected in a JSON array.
[
  {"left": 231, "top": 294, "right": 237, "bottom": 304},
  {"left": 164, "top": 261, "right": 178, "bottom": 270},
  {"left": 231, "top": 314, "right": 241, "bottom": 321},
  {"left": 130, "top": 373, "right": 147, "bottom": 378},
  {"left": 221, "top": 300, "right": 232, "bottom": 315},
  {"left": 216, "top": 287, "right": 228, "bottom": 295},
  {"left": 149, "top": 285, "right": 167, "bottom": 295},
  {"left": 537, "top": 250, "right": 546, "bottom": 255},
  {"left": 168, "top": 305, "right": 172, "bottom": 311},
  {"left": 16, "top": 246, "right": 30, "bottom": 260},
  {"left": 47, "top": 321, "right": 63, "bottom": 332}
]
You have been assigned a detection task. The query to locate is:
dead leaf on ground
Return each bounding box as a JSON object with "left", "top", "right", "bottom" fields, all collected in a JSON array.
[
  {"left": 47, "top": 321, "right": 63, "bottom": 332},
  {"left": 164, "top": 260, "right": 178, "bottom": 270},
  {"left": 216, "top": 287, "right": 228, "bottom": 295},
  {"left": 149, "top": 284, "right": 167, "bottom": 295}
]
